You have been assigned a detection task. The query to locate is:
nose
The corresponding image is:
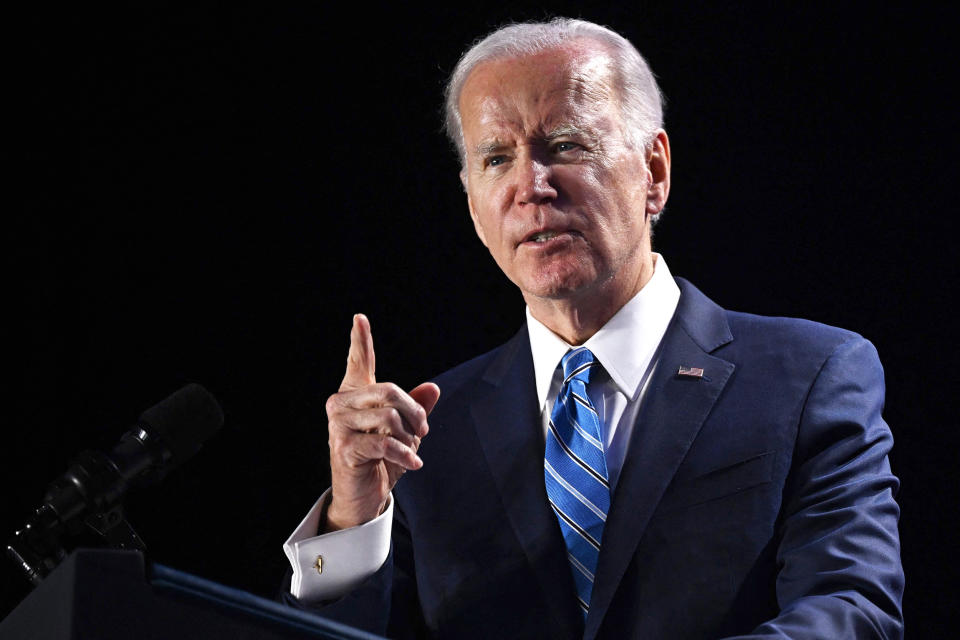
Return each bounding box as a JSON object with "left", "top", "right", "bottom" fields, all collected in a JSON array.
[{"left": 514, "top": 155, "right": 557, "bottom": 207}]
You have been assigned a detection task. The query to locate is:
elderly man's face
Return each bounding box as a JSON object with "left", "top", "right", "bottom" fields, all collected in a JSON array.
[{"left": 459, "top": 44, "right": 668, "bottom": 307}]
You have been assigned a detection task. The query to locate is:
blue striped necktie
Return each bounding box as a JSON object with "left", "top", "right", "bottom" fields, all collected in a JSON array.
[{"left": 544, "top": 347, "right": 610, "bottom": 618}]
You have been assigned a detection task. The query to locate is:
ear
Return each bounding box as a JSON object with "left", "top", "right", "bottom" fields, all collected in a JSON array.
[
  {"left": 461, "top": 169, "right": 489, "bottom": 247},
  {"left": 645, "top": 129, "right": 671, "bottom": 216}
]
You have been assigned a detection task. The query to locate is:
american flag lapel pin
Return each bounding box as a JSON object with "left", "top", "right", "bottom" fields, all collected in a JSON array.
[{"left": 677, "top": 366, "right": 704, "bottom": 379}]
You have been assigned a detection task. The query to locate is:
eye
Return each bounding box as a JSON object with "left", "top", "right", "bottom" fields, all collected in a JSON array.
[
  {"left": 487, "top": 155, "right": 507, "bottom": 167},
  {"left": 553, "top": 140, "right": 583, "bottom": 153}
]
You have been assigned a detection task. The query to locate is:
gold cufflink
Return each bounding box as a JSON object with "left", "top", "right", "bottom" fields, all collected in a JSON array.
[{"left": 314, "top": 555, "right": 323, "bottom": 574}]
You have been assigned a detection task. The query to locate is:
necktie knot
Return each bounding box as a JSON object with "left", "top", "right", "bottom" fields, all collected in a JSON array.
[{"left": 561, "top": 347, "right": 597, "bottom": 386}]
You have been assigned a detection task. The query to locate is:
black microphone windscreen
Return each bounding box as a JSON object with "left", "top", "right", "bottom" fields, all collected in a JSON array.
[{"left": 137, "top": 383, "right": 224, "bottom": 466}]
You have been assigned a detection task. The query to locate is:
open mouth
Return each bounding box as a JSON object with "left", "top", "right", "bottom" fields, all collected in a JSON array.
[
  {"left": 528, "top": 230, "right": 562, "bottom": 243},
  {"left": 522, "top": 229, "right": 578, "bottom": 245}
]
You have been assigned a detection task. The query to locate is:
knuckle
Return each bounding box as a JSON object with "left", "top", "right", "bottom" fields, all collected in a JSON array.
[
  {"left": 381, "top": 383, "right": 402, "bottom": 402},
  {"left": 325, "top": 393, "right": 342, "bottom": 415},
  {"left": 328, "top": 433, "right": 347, "bottom": 455},
  {"left": 371, "top": 434, "right": 388, "bottom": 456},
  {"left": 386, "top": 407, "right": 402, "bottom": 430},
  {"left": 329, "top": 422, "right": 346, "bottom": 438},
  {"left": 382, "top": 437, "right": 402, "bottom": 457}
]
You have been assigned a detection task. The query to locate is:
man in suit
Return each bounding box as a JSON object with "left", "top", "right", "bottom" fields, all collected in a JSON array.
[{"left": 282, "top": 18, "right": 903, "bottom": 639}]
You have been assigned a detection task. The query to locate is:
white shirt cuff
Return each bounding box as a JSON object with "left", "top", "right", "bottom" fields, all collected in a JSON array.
[{"left": 283, "top": 489, "right": 393, "bottom": 602}]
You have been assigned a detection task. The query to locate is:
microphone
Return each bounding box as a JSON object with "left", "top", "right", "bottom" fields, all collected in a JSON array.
[{"left": 6, "top": 383, "right": 224, "bottom": 585}]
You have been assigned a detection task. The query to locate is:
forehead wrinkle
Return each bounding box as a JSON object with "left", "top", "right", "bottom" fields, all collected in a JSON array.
[
  {"left": 462, "top": 47, "right": 617, "bottom": 157},
  {"left": 568, "top": 68, "right": 614, "bottom": 109}
]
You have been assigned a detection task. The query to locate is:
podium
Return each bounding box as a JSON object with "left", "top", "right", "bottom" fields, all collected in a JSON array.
[{"left": 0, "top": 549, "right": 384, "bottom": 639}]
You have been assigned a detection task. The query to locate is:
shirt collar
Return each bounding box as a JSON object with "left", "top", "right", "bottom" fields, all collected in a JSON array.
[{"left": 526, "top": 254, "right": 681, "bottom": 410}]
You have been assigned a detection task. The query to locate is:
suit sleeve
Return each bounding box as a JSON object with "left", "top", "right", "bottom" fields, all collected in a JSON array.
[{"left": 725, "top": 337, "right": 904, "bottom": 639}]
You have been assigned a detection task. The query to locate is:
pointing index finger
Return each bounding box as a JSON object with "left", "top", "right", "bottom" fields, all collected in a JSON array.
[{"left": 340, "top": 313, "right": 376, "bottom": 391}]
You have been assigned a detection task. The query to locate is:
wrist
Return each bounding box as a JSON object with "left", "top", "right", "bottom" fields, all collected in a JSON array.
[{"left": 324, "top": 495, "right": 389, "bottom": 533}]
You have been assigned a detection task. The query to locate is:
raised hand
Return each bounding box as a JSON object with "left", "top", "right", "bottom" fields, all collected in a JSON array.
[{"left": 324, "top": 314, "right": 440, "bottom": 531}]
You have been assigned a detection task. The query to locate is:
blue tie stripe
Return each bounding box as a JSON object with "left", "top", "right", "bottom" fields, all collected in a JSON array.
[
  {"left": 557, "top": 387, "right": 607, "bottom": 473},
  {"left": 544, "top": 464, "right": 607, "bottom": 532},
  {"left": 570, "top": 418, "right": 604, "bottom": 451},
  {"left": 544, "top": 347, "right": 611, "bottom": 617},
  {"left": 549, "top": 498, "right": 601, "bottom": 551},
  {"left": 546, "top": 421, "right": 609, "bottom": 490},
  {"left": 567, "top": 552, "right": 595, "bottom": 582},
  {"left": 567, "top": 555, "right": 595, "bottom": 611},
  {"left": 561, "top": 348, "right": 596, "bottom": 378},
  {"left": 549, "top": 503, "right": 600, "bottom": 614},
  {"left": 564, "top": 361, "right": 593, "bottom": 383}
]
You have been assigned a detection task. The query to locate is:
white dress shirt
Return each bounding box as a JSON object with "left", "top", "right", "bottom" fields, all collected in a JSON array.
[
  {"left": 527, "top": 253, "right": 680, "bottom": 489},
  {"left": 284, "top": 255, "right": 680, "bottom": 602}
]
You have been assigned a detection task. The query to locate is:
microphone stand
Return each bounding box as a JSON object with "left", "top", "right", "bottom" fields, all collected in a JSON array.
[
  {"left": 6, "top": 438, "right": 151, "bottom": 586},
  {"left": 6, "top": 384, "right": 222, "bottom": 587}
]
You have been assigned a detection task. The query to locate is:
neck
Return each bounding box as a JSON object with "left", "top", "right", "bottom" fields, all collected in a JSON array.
[{"left": 526, "top": 253, "right": 656, "bottom": 345}]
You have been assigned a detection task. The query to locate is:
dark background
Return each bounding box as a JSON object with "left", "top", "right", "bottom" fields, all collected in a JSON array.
[{"left": 4, "top": 3, "right": 955, "bottom": 636}]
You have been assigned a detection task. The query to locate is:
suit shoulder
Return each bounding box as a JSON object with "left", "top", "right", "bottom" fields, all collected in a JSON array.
[
  {"left": 723, "top": 309, "right": 870, "bottom": 356},
  {"left": 674, "top": 278, "right": 876, "bottom": 364},
  {"left": 716, "top": 310, "right": 885, "bottom": 385}
]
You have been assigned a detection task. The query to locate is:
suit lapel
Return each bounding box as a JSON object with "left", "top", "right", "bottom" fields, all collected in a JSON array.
[
  {"left": 469, "top": 327, "right": 584, "bottom": 640},
  {"left": 584, "top": 280, "right": 736, "bottom": 639}
]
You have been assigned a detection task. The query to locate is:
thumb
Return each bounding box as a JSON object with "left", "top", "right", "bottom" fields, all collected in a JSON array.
[
  {"left": 340, "top": 313, "right": 376, "bottom": 391},
  {"left": 409, "top": 382, "right": 441, "bottom": 416}
]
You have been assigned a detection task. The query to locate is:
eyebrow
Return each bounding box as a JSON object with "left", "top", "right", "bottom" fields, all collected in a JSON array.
[
  {"left": 475, "top": 140, "right": 506, "bottom": 157},
  {"left": 474, "top": 125, "right": 588, "bottom": 157},
  {"left": 544, "top": 124, "right": 587, "bottom": 140}
]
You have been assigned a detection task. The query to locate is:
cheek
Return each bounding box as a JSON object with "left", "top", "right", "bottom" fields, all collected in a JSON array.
[
  {"left": 554, "top": 166, "right": 605, "bottom": 208},
  {"left": 564, "top": 168, "right": 618, "bottom": 224},
  {"left": 597, "top": 167, "right": 648, "bottom": 224},
  {"left": 472, "top": 205, "right": 508, "bottom": 249},
  {"left": 479, "top": 184, "right": 520, "bottom": 240}
]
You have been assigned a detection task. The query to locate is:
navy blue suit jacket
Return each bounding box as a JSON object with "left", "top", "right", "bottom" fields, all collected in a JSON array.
[{"left": 288, "top": 279, "right": 903, "bottom": 639}]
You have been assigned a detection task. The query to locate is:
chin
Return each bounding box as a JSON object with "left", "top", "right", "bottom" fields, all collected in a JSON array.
[{"left": 519, "top": 271, "right": 599, "bottom": 301}]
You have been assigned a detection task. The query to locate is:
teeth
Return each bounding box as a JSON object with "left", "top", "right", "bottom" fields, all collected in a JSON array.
[{"left": 530, "top": 231, "right": 559, "bottom": 242}]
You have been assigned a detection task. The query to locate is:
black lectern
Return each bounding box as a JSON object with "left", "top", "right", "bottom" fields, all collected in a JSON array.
[{"left": 0, "top": 549, "right": 383, "bottom": 639}]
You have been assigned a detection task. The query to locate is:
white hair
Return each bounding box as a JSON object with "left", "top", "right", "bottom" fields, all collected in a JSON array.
[{"left": 443, "top": 18, "right": 665, "bottom": 168}]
